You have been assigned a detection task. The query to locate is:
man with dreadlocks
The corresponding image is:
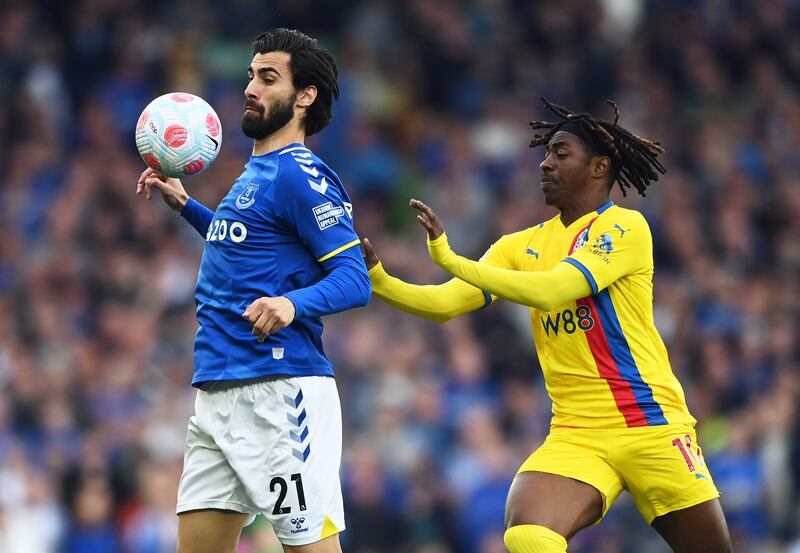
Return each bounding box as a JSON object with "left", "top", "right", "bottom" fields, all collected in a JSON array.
[{"left": 361, "top": 98, "right": 732, "bottom": 553}]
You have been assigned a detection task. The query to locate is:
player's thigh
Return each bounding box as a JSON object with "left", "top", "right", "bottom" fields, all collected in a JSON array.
[
  {"left": 651, "top": 498, "right": 732, "bottom": 553},
  {"left": 177, "top": 509, "right": 249, "bottom": 553},
  {"left": 219, "top": 377, "right": 346, "bottom": 547},
  {"left": 614, "top": 424, "right": 721, "bottom": 524},
  {"left": 505, "top": 471, "right": 605, "bottom": 540},
  {"left": 282, "top": 534, "right": 342, "bottom": 553},
  {"left": 507, "top": 430, "right": 623, "bottom": 540}
]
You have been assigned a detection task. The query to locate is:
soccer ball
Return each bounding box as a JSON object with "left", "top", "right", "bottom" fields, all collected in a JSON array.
[{"left": 135, "top": 92, "right": 222, "bottom": 178}]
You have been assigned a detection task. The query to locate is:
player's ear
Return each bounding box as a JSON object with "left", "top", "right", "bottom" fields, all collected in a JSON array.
[
  {"left": 593, "top": 155, "right": 611, "bottom": 180},
  {"left": 296, "top": 85, "right": 317, "bottom": 108}
]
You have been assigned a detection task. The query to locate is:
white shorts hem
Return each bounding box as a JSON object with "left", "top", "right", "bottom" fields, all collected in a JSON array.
[{"left": 176, "top": 500, "right": 254, "bottom": 516}]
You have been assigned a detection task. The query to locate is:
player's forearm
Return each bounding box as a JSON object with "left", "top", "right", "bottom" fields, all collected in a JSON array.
[
  {"left": 284, "top": 252, "right": 371, "bottom": 319},
  {"left": 180, "top": 197, "right": 214, "bottom": 238},
  {"left": 428, "top": 233, "right": 591, "bottom": 311},
  {"left": 369, "top": 262, "right": 489, "bottom": 323}
]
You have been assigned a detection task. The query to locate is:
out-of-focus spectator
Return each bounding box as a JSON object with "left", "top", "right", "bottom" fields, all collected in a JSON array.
[{"left": 0, "top": 1, "right": 798, "bottom": 551}]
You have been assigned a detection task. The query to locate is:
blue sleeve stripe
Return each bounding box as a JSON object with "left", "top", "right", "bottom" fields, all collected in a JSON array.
[
  {"left": 563, "top": 257, "right": 598, "bottom": 295},
  {"left": 482, "top": 290, "right": 493, "bottom": 308}
]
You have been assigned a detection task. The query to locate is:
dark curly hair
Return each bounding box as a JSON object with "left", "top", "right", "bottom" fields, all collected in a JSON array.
[
  {"left": 252, "top": 28, "right": 339, "bottom": 136},
  {"left": 530, "top": 97, "right": 666, "bottom": 197}
]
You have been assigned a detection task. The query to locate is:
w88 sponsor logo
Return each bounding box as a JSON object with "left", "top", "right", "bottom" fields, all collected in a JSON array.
[
  {"left": 541, "top": 305, "right": 594, "bottom": 336},
  {"left": 206, "top": 219, "right": 247, "bottom": 243}
]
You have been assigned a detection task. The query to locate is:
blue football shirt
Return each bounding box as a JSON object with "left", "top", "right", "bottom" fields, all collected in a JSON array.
[{"left": 192, "top": 143, "right": 361, "bottom": 385}]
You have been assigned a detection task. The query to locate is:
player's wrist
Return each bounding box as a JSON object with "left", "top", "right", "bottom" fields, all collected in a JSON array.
[
  {"left": 281, "top": 293, "right": 302, "bottom": 320},
  {"left": 427, "top": 232, "right": 453, "bottom": 265},
  {"left": 426, "top": 232, "right": 448, "bottom": 247},
  {"left": 367, "top": 261, "right": 385, "bottom": 278},
  {"left": 174, "top": 192, "right": 190, "bottom": 212}
]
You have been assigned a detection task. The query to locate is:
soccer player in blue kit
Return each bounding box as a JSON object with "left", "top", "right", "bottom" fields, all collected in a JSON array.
[{"left": 136, "top": 29, "right": 370, "bottom": 553}]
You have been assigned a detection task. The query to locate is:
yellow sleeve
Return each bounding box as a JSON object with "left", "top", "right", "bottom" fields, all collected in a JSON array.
[
  {"left": 369, "top": 262, "right": 490, "bottom": 323},
  {"left": 427, "top": 233, "right": 591, "bottom": 311},
  {"left": 367, "top": 234, "right": 518, "bottom": 323},
  {"left": 565, "top": 211, "right": 651, "bottom": 294}
]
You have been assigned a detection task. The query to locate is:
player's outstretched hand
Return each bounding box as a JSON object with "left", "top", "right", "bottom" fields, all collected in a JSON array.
[
  {"left": 243, "top": 296, "right": 296, "bottom": 342},
  {"left": 361, "top": 238, "right": 380, "bottom": 270},
  {"left": 136, "top": 168, "right": 189, "bottom": 212},
  {"left": 410, "top": 199, "right": 445, "bottom": 240}
]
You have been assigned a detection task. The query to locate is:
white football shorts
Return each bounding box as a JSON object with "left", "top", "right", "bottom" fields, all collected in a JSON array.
[{"left": 176, "top": 375, "right": 345, "bottom": 546}]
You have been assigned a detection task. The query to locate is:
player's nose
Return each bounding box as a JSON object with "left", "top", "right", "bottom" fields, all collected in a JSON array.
[
  {"left": 244, "top": 80, "right": 258, "bottom": 100},
  {"left": 540, "top": 154, "right": 555, "bottom": 173}
]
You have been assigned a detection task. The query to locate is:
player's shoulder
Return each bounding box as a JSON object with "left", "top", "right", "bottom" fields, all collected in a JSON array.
[
  {"left": 598, "top": 204, "right": 650, "bottom": 232},
  {"left": 493, "top": 225, "right": 538, "bottom": 251},
  {"left": 487, "top": 216, "right": 556, "bottom": 261},
  {"left": 275, "top": 144, "right": 343, "bottom": 198},
  {"left": 505, "top": 214, "right": 560, "bottom": 243}
]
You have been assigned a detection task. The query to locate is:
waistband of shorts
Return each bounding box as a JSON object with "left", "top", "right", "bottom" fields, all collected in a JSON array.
[{"left": 196, "top": 374, "right": 332, "bottom": 392}]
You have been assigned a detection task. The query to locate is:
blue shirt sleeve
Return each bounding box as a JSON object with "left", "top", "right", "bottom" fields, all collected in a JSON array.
[
  {"left": 283, "top": 245, "right": 371, "bottom": 319},
  {"left": 180, "top": 197, "right": 214, "bottom": 238},
  {"left": 275, "top": 157, "right": 361, "bottom": 262},
  {"left": 275, "top": 155, "right": 369, "bottom": 318}
]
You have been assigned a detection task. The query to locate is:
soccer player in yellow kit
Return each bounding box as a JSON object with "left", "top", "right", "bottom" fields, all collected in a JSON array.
[{"left": 362, "top": 99, "right": 732, "bottom": 553}]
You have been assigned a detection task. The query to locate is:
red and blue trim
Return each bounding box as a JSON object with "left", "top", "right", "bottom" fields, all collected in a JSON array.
[
  {"left": 577, "top": 291, "right": 667, "bottom": 427},
  {"left": 563, "top": 202, "right": 665, "bottom": 426}
]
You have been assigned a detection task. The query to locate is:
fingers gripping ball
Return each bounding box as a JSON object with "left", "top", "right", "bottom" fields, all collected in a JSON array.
[{"left": 135, "top": 93, "right": 222, "bottom": 178}]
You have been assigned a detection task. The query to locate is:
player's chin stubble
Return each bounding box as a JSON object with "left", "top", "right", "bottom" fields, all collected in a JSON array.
[{"left": 241, "top": 96, "right": 296, "bottom": 140}]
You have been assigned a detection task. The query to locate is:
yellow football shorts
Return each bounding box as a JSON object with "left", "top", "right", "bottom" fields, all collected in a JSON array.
[{"left": 518, "top": 423, "right": 720, "bottom": 523}]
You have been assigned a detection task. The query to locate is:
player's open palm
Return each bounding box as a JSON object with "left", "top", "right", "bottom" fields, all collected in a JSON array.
[
  {"left": 243, "top": 296, "right": 296, "bottom": 342},
  {"left": 136, "top": 167, "right": 189, "bottom": 212},
  {"left": 410, "top": 199, "right": 445, "bottom": 240}
]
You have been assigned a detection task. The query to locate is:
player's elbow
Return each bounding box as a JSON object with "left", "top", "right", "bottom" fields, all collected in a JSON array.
[
  {"left": 432, "top": 303, "right": 474, "bottom": 323},
  {"left": 430, "top": 312, "right": 454, "bottom": 323},
  {"left": 352, "top": 270, "right": 372, "bottom": 308}
]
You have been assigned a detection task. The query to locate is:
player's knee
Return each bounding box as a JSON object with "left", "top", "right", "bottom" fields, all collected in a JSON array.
[{"left": 504, "top": 524, "right": 567, "bottom": 553}]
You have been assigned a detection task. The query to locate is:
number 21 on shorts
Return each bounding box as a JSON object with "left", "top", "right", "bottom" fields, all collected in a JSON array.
[
  {"left": 671, "top": 434, "right": 705, "bottom": 473},
  {"left": 270, "top": 473, "right": 307, "bottom": 514}
]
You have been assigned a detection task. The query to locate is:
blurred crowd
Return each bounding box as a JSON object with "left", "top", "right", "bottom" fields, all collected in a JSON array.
[{"left": 0, "top": 0, "right": 799, "bottom": 552}]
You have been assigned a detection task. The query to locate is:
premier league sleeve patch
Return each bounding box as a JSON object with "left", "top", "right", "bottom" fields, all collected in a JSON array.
[{"left": 313, "top": 202, "right": 346, "bottom": 230}]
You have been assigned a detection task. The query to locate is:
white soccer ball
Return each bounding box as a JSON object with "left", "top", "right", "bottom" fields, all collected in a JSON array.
[{"left": 135, "top": 92, "right": 222, "bottom": 178}]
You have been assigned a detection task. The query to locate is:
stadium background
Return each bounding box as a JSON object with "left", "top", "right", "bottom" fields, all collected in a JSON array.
[{"left": 0, "top": 0, "right": 798, "bottom": 551}]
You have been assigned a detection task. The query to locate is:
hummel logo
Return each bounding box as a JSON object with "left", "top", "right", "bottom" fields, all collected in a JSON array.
[
  {"left": 308, "top": 176, "right": 328, "bottom": 195},
  {"left": 526, "top": 249, "right": 540, "bottom": 259},
  {"left": 205, "top": 134, "right": 219, "bottom": 151}
]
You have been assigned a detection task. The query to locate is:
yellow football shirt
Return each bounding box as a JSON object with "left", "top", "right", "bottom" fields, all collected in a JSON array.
[{"left": 482, "top": 201, "right": 694, "bottom": 429}]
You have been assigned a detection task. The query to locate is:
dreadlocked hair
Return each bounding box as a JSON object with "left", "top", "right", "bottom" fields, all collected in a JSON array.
[{"left": 529, "top": 97, "right": 666, "bottom": 197}]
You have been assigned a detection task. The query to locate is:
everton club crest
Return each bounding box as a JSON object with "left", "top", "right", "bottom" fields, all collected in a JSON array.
[{"left": 236, "top": 183, "right": 260, "bottom": 210}]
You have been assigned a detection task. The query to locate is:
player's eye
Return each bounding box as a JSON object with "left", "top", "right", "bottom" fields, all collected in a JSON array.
[{"left": 556, "top": 152, "right": 568, "bottom": 159}]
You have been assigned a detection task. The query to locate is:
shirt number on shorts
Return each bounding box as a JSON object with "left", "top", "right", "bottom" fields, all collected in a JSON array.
[
  {"left": 270, "top": 473, "right": 307, "bottom": 514},
  {"left": 671, "top": 434, "right": 705, "bottom": 473}
]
